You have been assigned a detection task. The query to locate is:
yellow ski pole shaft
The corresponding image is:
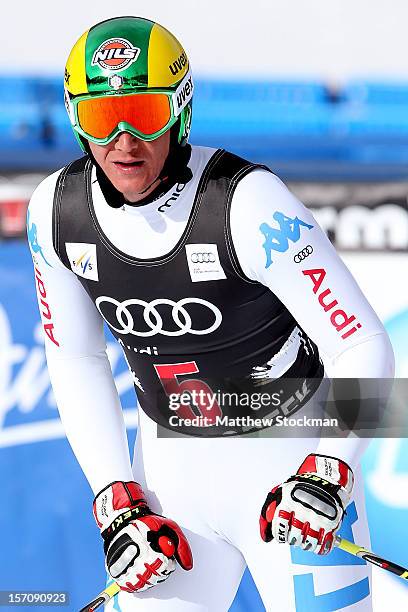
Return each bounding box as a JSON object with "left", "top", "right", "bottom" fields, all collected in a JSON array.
[
  {"left": 335, "top": 536, "right": 408, "bottom": 580},
  {"left": 79, "top": 581, "right": 120, "bottom": 612}
]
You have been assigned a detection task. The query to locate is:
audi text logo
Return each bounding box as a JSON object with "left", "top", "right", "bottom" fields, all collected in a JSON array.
[
  {"left": 190, "top": 252, "right": 216, "bottom": 264},
  {"left": 294, "top": 245, "right": 313, "bottom": 263},
  {"left": 96, "top": 296, "right": 222, "bottom": 337}
]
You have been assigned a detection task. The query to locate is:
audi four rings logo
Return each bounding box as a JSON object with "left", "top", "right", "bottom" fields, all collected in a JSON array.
[
  {"left": 190, "top": 252, "right": 216, "bottom": 264},
  {"left": 95, "top": 296, "right": 222, "bottom": 337},
  {"left": 294, "top": 245, "right": 313, "bottom": 263}
]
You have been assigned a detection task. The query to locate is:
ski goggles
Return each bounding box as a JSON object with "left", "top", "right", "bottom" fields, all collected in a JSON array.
[{"left": 67, "top": 70, "right": 193, "bottom": 144}]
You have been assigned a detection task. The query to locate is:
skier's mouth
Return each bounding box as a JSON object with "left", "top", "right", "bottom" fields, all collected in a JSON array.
[
  {"left": 113, "top": 160, "right": 145, "bottom": 173},
  {"left": 114, "top": 160, "right": 144, "bottom": 168}
]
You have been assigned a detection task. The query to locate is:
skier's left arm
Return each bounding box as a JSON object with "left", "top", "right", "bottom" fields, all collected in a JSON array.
[
  {"left": 230, "top": 169, "right": 395, "bottom": 553},
  {"left": 230, "top": 168, "right": 395, "bottom": 469}
]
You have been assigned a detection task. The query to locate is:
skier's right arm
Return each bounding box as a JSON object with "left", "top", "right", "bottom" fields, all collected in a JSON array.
[
  {"left": 27, "top": 171, "right": 134, "bottom": 494},
  {"left": 27, "top": 173, "right": 194, "bottom": 590}
]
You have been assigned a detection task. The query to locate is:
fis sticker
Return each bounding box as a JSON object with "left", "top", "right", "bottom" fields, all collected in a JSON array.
[
  {"left": 91, "top": 38, "right": 140, "bottom": 72},
  {"left": 185, "top": 243, "right": 226, "bottom": 283},
  {"left": 65, "top": 243, "right": 99, "bottom": 281}
]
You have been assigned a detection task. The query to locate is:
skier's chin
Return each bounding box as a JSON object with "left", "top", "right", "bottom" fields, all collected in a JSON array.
[{"left": 87, "top": 132, "right": 170, "bottom": 203}]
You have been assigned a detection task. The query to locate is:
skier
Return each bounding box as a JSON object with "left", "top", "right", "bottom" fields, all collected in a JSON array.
[{"left": 28, "top": 16, "right": 394, "bottom": 611}]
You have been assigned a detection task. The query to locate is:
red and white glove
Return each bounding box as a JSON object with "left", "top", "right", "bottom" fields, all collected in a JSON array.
[
  {"left": 93, "top": 481, "right": 193, "bottom": 592},
  {"left": 259, "top": 454, "right": 354, "bottom": 555}
]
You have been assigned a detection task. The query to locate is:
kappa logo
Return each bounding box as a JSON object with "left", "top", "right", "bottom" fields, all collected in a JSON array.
[
  {"left": 92, "top": 38, "right": 140, "bottom": 71},
  {"left": 294, "top": 245, "right": 313, "bottom": 263},
  {"left": 260, "top": 212, "right": 314, "bottom": 268},
  {"left": 65, "top": 243, "right": 99, "bottom": 282},
  {"left": 27, "top": 211, "right": 51, "bottom": 268}
]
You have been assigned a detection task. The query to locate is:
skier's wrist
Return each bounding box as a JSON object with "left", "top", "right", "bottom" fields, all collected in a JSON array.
[
  {"left": 93, "top": 481, "right": 150, "bottom": 532},
  {"left": 297, "top": 453, "right": 354, "bottom": 507},
  {"left": 315, "top": 437, "right": 370, "bottom": 473}
]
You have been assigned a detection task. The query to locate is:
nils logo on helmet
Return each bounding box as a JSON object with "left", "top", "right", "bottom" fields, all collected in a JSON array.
[{"left": 92, "top": 38, "right": 140, "bottom": 71}]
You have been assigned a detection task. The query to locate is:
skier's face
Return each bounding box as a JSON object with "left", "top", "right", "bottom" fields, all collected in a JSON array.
[{"left": 88, "top": 130, "right": 171, "bottom": 202}]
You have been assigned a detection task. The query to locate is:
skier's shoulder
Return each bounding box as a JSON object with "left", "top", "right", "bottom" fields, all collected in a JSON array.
[
  {"left": 189, "top": 146, "right": 301, "bottom": 222},
  {"left": 28, "top": 167, "right": 62, "bottom": 218},
  {"left": 28, "top": 156, "right": 89, "bottom": 219},
  {"left": 26, "top": 159, "right": 85, "bottom": 269},
  {"left": 229, "top": 162, "right": 315, "bottom": 254},
  {"left": 229, "top": 159, "right": 301, "bottom": 216},
  {"left": 205, "top": 147, "right": 290, "bottom": 196}
]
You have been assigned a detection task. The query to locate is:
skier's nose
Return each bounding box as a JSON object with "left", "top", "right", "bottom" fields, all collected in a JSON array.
[{"left": 114, "top": 131, "right": 142, "bottom": 153}]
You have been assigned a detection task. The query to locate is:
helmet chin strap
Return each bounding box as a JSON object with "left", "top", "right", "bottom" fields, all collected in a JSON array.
[
  {"left": 131, "top": 157, "right": 172, "bottom": 198},
  {"left": 136, "top": 174, "right": 167, "bottom": 197}
]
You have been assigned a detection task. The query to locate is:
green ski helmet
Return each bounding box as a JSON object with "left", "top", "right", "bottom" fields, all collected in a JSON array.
[{"left": 64, "top": 16, "right": 193, "bottom": 152}]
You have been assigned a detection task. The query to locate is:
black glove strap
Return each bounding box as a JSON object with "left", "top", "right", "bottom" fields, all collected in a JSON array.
[{"left": 288, "top": 475, "right": 343, "bottom": 504}]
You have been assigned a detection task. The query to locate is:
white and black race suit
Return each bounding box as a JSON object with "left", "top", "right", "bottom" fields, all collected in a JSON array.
[
  {"left": 28, "top": 145, "right": 394, "bottom": 611},
  {"left": 52, "top": 149, "right": 322, "bottom": 436}
]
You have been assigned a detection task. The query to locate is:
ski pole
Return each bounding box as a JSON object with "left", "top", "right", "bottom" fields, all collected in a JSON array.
[
  {"left": 80, "top": 537, "right": 408, "bottom": 611},
  {"left": 335, "top": 536, "right": 408, "bottom": 580},
  {"left": 79, "top": 582, "right": 120, "bottom": 612}
]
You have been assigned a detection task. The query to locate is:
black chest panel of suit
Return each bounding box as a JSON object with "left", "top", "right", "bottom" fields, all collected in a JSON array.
[{"left": 52, "top": 149, "right": 323, "bottom": 436}]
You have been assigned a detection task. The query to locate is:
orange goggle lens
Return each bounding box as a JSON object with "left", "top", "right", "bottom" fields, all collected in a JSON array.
[{"left": 77, "top": 94, "right": 172, "bottom": 139}]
